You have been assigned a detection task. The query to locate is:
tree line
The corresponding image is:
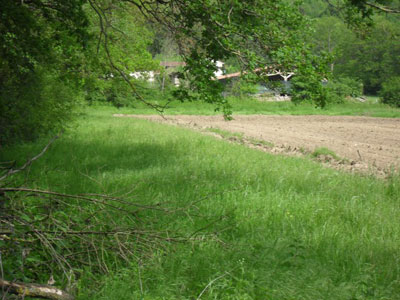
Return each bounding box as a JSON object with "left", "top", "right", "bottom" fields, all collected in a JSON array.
[{"left": 305, "top": 0, "right": 400, "bottom": 95}]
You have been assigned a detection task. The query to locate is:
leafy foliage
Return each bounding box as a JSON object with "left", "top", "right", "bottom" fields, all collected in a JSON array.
[
  {"left": 2, "top": 0, "right": 399, "bottom": 145},
  {"left": 291, "top": 75, "right": 330, "bottom": 108},
  {"left": 289, "top": 49, "right": 331, "bottom": 107},
  {"left": 0, "top": 0, "right": 88, "bottom": 145},
  {"left": 307, "top": 2, "right": 400, "bottom": 96},
  {"left": 334, "top": 17, "right": 400, "bottom": 94},
  {"left": 326, "top": 77, "right": 363, "bottom": 101},
  {"left": 380, "top": 76, "right": 400, "bottom": 107},
  {"left": 0, "top": 68, "right": 82, "bottom": 144},
  {"left": 139, "top": 0, "right": 328, "bottom": 111},
  {"left": 83, "top": 1, "right": 160, "bottom": 108},
  {"left": 227, "top": 79, "right": 259, "bottom": 99}
]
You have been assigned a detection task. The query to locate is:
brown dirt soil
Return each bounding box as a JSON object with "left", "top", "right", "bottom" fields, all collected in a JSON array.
[{"left": 114, "top": 114, "right": 400, "bottom": 176}]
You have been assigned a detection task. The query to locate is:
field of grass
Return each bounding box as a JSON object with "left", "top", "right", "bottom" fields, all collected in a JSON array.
[
  {"left": 2, "top": 107, "right": 400, "bottom": 299},
  {"left": 105, "top": 95, "right": 400, "bottom": 118}
]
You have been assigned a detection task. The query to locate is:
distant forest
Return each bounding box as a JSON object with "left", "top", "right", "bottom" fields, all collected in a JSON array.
[{"left": 302, "top": 0, "right": 400, "bottom": 95}]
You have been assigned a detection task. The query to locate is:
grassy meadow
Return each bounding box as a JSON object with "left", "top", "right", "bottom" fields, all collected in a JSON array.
[
  {"left": 2, "top": 102, "right": 400, "bottom": 299},
  {"left": 109, "top": 96, "right": 400, "bottom": 118}
]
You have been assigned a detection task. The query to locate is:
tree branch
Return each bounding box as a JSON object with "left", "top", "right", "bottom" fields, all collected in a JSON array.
[
  {"left": 0, "top": 279, "right": 74, "bottom": 300},
  {"left": 365, "top": 2, "right": 400, "bottom": 13}
]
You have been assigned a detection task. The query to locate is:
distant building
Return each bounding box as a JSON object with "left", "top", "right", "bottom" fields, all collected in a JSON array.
[
  {"left": 160, "top": 60, "right": 225, "bottom": 86},
  {"left": 214, "top": 61, "right": 225, "bottom": 77},
  {"left": 129, "top": 71, "right": 156, "bottom": 82},
  {"left": 129, "top": 61, "right": 294, "bottom": 89},
  {"left": 160, "top": 61, "right": 186, "bottom": 68},
  {"left": 216, "top": 69, "right": 294, "bottom": 83}
]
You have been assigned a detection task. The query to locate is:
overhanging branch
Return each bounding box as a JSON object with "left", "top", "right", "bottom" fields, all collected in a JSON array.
[{"left": 366, "top": 2, "right": 400, "bottom": 13}]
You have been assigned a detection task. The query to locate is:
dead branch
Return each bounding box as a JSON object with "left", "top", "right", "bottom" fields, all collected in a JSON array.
[
  {"left": 0, "top": 134, "right": 60, "bottom": 182},
  {"left": 0, "top": 187, "right": 162, "bottom": 213},
  {"left": 1, "top": 145, "right": 227, "bottom": 292},
  {"left": 0, "top": 279, "right": 74, "bottom": 300}
]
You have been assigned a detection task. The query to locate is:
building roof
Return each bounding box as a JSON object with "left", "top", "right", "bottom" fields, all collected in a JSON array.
[{"left": 216, "top": 69, "right": 294, "bottom": 81}]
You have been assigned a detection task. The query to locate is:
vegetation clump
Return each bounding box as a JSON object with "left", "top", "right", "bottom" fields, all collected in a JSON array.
[
  {"left": 380, "top": 77, "right": 400, "bottom": 107},
  {"left": 312, "top": 147, "right": 341, "bottom": 162}
]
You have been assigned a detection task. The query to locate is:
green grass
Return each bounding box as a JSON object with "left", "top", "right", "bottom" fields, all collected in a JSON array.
[
  {"left": 205, "top": 127, "right": 244, "bottom": 140},
  {"left": 206, "top": 127, "right": 275, "bottom": 148},
  {"left": 312, "top": 147, "right": 341, "bottom": 161},
  {"left": 104, "top": 95, "right": 400, "bottom": 118},
  {"left": 2, "top": 107, "right": 400, "bottom": 299},
  {"left": 247, "top": 137, "right": 274, "bottom": 148}
]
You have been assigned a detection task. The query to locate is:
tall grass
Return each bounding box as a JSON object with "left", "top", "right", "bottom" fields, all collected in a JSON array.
[
  {"left": 103, "top": 95, "right": 400, "bottom": 118},
  {"left": 2, "top": 108, "right": 399, "bottom": 299}
]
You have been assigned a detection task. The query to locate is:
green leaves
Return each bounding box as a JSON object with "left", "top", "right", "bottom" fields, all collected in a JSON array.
[
  {"left": 380, "top": 76, "right": 400, "bottom": 107},
  {"left": 153, "top": 0, "right": 328, "bottom": 109},
  {"left": 0, "top": 0, "right": 88, "bottom": 145}
]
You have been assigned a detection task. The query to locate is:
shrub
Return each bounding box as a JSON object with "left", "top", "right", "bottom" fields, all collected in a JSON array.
[
  {"left": 0, "top": 68, "right": 82, "bottom": 145},
  {"left": 291, "top": 75, "right": 363, "bottom": 107},
  {"left": 380, "top": 77, "right": 400, "bottom": 107},
  {"left": 227, "top": 78, "right": 259, "bottom": 98},
  {"left": 84, "top": 75, "right": 175, "bottom": 108},
  {"left": 326, "top": 77, "right": 363, "bottom": 102},
  {"left": 291, "top": 74, "right": 329, "bottom": 107},
  {"left": 312, "top": 147, "right": 340, "bottom": 160}
]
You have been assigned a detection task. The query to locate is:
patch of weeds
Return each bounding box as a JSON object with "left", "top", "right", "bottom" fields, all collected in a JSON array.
[
  {"left": 247, "top": 137, "right": 274, "bottom": 148},
  {"left": 386, "top": 168, "right": 400, "bottom": 198},
  {"left": 206, "top": 128, "right": 275, "bottom": 149},
  {"left": 206, "top": 128, "right": 244, "bottom": 142},
  {"left": 312, "top": 147, "right": 341, "bottom": 162},
  {"left": 298, "top": 147, "right": 309, "bottom": 155}
]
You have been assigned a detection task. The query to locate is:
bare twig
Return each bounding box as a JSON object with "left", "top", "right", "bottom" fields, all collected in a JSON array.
[
  {"left": 1, "top": 144, "right": 227, "bottom": 289},
  {"left": 0, "top": 187, "right": 161, "bottom": 213},
  {"left": 0, "top": 134, "right": 60, "bottom": 182}
]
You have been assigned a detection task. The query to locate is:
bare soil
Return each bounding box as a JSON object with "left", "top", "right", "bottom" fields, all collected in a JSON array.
[{"left": 115, "top": 114, "right": 400, "bottom": 176}]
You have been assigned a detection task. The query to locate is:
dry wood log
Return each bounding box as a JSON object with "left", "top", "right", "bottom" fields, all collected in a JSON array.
[{"left": 0, "top": 279, "right": 74, "bottom": 300}]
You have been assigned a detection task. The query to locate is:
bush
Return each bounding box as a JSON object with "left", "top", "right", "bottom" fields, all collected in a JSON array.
[
  {"left": 291, "top": 75, "right": 364, "bottom": 107},
  {"left": 226, "top": 79, "right": 259, "bottom": 98},
  {"left": 326, "top": 77, "right": 363, "bottom": 101},
  {"left": 84, "top": 75, "right": 175, "bottom": 108},
  {"left": 380, "top": 77, "right": 400, "bottom": 107},
  {"left": 291, "top": 74, "right": 329, "bottom": 107},
  {"left": 0, "top": 68, "right": 82, "bottom": 145}
]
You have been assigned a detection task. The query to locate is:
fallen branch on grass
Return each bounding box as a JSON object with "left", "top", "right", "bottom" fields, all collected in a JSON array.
[
  {"left": 0, "top": 136, "right": 227, "bottom": 296},
  {"left": 0, "top": 279, "right": 73, "bottom": 300}
]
